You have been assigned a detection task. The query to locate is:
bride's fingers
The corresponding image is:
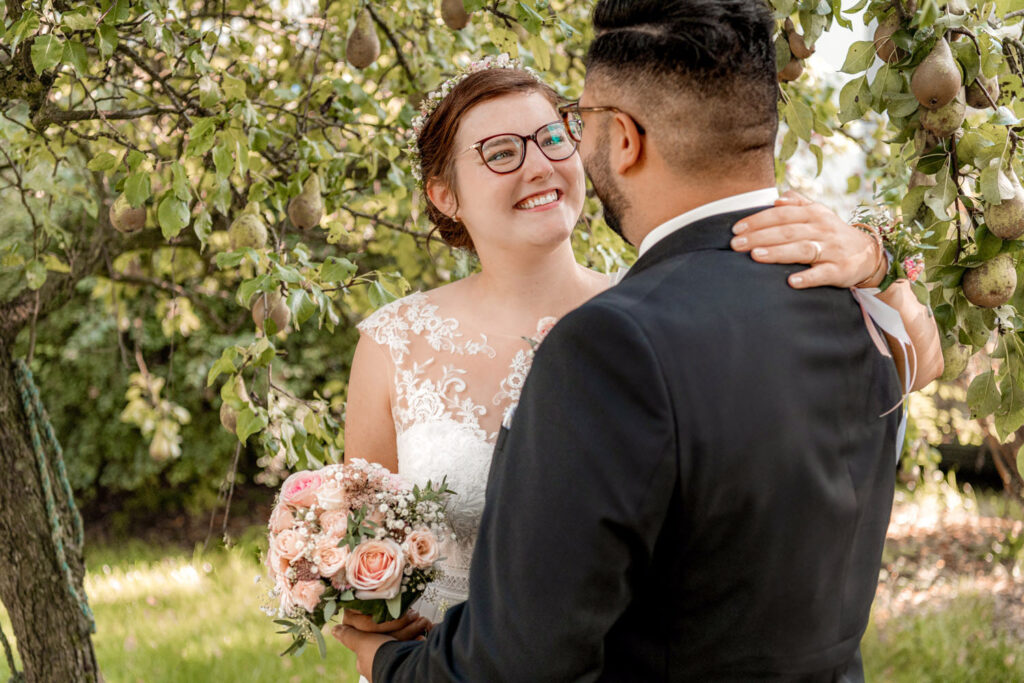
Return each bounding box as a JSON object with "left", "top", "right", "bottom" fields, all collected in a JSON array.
[
  {"left": 734, "top": 205, "right": 825, "bottom": 235},
  {"left": 788, "top": 262, "right": 841, "bottom": 289},
  {"left": 731, "top": 223, "right": 819, "bottom": 251},
  {"left": 776, "top": 190, "right": 813, "bottom": 206},
  {"left": 746, "top": 242, "right": 823, "bottom": 265}
]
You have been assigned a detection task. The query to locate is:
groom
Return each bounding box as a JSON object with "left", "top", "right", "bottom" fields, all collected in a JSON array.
[{"left": 337, "top": 1, "right": 900, "bottom": 680}]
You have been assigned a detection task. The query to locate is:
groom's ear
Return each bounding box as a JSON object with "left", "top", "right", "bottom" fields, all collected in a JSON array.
[
  {"left": 426, "top": 178, "right": 458, "bottom": 219},
  {"left": 609, "top": 112, "right": 644, "bottom": 176}
]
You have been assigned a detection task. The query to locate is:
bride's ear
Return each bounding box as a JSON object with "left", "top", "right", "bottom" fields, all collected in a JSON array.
[{"left": 426, "top": 178, "right": 458, "bottom": 220}]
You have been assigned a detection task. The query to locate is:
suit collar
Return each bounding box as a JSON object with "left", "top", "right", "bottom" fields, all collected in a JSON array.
[{"left": 623, "top": 207, "right": 774, "bottom": 281}]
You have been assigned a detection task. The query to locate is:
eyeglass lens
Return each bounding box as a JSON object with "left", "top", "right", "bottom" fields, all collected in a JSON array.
[{"left": 480, "top": 122, "right": 579, "bottom": 173}]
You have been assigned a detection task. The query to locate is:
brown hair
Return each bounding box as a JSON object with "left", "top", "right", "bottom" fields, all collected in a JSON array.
[{"left": 417, "top": 68, "right": 562, "bottom": 251}]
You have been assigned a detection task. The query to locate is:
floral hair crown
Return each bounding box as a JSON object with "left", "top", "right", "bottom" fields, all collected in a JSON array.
[{"left": 407, "top": 53, "right": 543, "bottom": 184}]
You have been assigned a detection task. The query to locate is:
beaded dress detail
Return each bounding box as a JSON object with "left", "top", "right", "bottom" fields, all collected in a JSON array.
[{"left": 357, "top": 291, "right": 556, "bottom": 622}]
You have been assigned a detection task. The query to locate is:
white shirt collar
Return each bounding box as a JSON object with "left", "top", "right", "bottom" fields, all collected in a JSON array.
[{"left": 636, "top": 187, "right": 780, "bottom": 258}]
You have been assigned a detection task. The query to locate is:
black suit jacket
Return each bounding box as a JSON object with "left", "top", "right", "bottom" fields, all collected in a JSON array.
[{"left": 373, "top": 208, "right": 900, "bottom": 682}]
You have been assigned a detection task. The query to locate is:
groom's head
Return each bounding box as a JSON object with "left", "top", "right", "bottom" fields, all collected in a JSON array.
[{"left": 580, "top": 0, "right": 779, "bottom": 244}]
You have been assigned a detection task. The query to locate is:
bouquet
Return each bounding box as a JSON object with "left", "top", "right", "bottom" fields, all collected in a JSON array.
[{"left": 263, "top": 459, "right": 452, "bottom": 656}]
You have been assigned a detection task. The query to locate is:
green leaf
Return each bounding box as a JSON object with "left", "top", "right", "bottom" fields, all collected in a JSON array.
[
  {"left": 5, "top": 11, "right": 40, "bottom": 53},
  {"left": 63, "top": 40, "right": 88, "bottom": 75},
  {"left": 213, "top": 143, "right": 234, "bottom": 181},
  {"left": 526, "top": 35, "right": 550, "bottom": 71},
  {"left": 215, "top": 251, "right": 246, "bottom": 269},
  {"left": 31, "top": 34, "right": 64, "bottom": 74},
  {"left": 206, "top": 350, "right": 238, "bottom": 387},
  {"left": 96, "top": 24, "right": 118, "bottom": 59},
  {"left": 288, "top": 289, "right": 318, "bottom": 327},
  {"left": 368, "top": 281, "right": 398, "bottom": 309},
  {"left": 785, "top": 99, "right": 814, "bottom": 143},
  {"left": 323, "top": 599, "right": 337, "bottom": 623},
  {"left": 171, "top": 162, "right": 191, "bottom": 201},
  {"left": 840, "top": 40, "right": 875, "bottom": 74},
  {"left": 124, "top": 172, "right": 151, "bottom": 208},
  {"left": 967, "top": 371, "right": 1000, "bottom": 418},
  {"left": 273, "top": 263, "right": 303, "bottom": 284},
  {"left": 238, "top": 274, "right": 272, "bottom": 307},
  {"left": 235, "top": 407, "right": 268, "bottom": 443},
  {"left": 321, "top": 256, "right": 357, "bottom": 284},
  {"left": 222, "top": 74, "right": 248, "bottom": 101},
  {"left": 809, "top": 144, "right": 823, "bottom": 177},
  {"left": 87, "top": 152, "right": 118, "bottom": 171},
  {"left": 61, "top": 11, "right": 95, "bottom": 32},
  {"left": 24, "top": 260, "right": 46, "bottom": 290},
  {"left": 1017, "top": 443, "right": 1024, "bottom": 481},
  {"left": 386, "top": 594, "right": 402, "bottom": 620},
  {"left": 838, "top": 76, "right": 868, "bottom": 124},
  {"left": 886, "top": 94, "right": 920, "bottom": 118},
  {"left": 990, "top": 106, "right": 1020, "bottom": 126},
  {"left": 157, "top": 194, "right": 190, "bottom": 239},
  {"left": 186, "top": 118, "right": 219, "bottom": 156},
  {"left": 779, "top": 129, "right": 798, "bottom": 162},
  {"left": 194, "top": 209, "right": 213, "bottom": 243}
]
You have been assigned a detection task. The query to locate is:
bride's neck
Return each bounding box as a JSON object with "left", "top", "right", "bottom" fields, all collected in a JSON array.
[{"left": 469, "top": 241, "right": 592, "bottom": 319}]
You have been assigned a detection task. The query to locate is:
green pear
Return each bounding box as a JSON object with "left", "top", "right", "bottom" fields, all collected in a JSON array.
[
  {"left": 778, "top": 58, "right": 803, "bottom": 82},
  {"left": 346, "top": 8, "right": 380, "bottom": 69},
  {"left": 911, "top": 39, "right": 962, "bottom": 110},
  {"left": 984, "top": 169, "right": 1024, "bottom": 240},
  {"left": 219, "top": 376, "right": 247, "bottom": 434},
  {"left": 287, "top": 174, "right": 324, "bottom": 230},
  {"left": 873, "top": 14, "right": 905, "bottom": 64},
  {"left": 962, "top": 254, "right": 1017, "bottom": 308},
  {"left": 109, "top": 193, "right": 147, "bottom": 234},
  {"left": 441, "top": 0, "right": 470, "bottom": 30},
  {"left": 966, "top": 73, "right": 999, "bottom": 109},
  {"left": 785, "top": 19, "right": 814, "bottom": 59},
  {"left": 228, "top": 203, "right": 268, "bottom": 249},
  {"left": 919, "top": 89, "right": 965, "bottom": 137},
  {"left": 939, "top": 342, "right": 971, "bottom": 381},
  {"left": 914, "top": 127, "right": 940, "bottom": 155},
  {"left": 252, "top": 291, "right": 291, "bottom": 333}
]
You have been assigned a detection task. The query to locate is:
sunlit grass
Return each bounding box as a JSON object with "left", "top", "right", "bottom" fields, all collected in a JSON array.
[
  {"left": 0, "top": 534, "right": 358, "bottom": 683},
  {"left": 863, "top": 593, "right": 1024, "bottom": 682}
]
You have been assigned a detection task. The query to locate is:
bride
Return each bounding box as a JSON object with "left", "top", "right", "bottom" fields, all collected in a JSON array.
[{"left": 342, "top": 58, "right": 942, "bottom": 636}]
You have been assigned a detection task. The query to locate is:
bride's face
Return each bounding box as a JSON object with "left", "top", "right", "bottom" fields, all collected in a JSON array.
[{"left": 438, "top": 91, "right": 586, "bottom": 255}]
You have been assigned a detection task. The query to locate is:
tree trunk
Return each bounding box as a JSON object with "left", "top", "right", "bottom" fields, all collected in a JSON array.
[{"left": 0, "top": 336, "right": 99, "bottom": 682}]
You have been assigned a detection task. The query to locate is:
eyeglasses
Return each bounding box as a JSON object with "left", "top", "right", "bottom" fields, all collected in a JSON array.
[
  {"left": 468, "top": 120, "right": 582, "bottom": 174},
  {"left": 557, "top": 101, "right": 647, "bottom": 143}
]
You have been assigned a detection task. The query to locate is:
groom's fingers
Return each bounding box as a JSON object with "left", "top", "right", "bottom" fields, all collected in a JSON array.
[{"left": 389, "top": 617, "right": 432, "bottom": 641}]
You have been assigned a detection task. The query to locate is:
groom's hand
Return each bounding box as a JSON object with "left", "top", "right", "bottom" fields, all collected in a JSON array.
[{"left": 332, "top": 609, "right": 431, "bottom": 681}]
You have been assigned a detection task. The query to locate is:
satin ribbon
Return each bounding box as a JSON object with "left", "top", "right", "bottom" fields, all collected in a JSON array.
[{"left": 851, "top": 287, "right": 915, "bottom": 462}]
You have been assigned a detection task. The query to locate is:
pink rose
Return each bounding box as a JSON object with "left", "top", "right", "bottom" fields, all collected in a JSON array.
[
  {"left": 319, "top": 509, "right": 348, "bottom": 537},
  {"left": 281, "top": 470, "right": 323, "bottom": 508},
  {"left": 316, "top": 476, "right": 346, "bottom": 511},
  {"left": 346, "top": 539, "right": 405, "bottom": 600},
  {"left": 405, "top": 529, "right": 439, "bottom": 569},
  {"left": 269, "top": 504, "right": 294, "bottom": 533},
  {"left": 265, "top": 543, "right": 290, "bottom": 578},
  {"left": 316, "top": 536, "right": 350, "bottom": 578},
  {"left": 289, "top": 579, "right": 325, "bottom": 613},
  {"left": 273, "top": 528, "right": 307, "bottom": 562}
]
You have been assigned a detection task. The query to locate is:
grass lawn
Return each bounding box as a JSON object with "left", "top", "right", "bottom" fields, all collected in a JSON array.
[{"left": 0, "top": 530, "right": 359, "bottom": 682}]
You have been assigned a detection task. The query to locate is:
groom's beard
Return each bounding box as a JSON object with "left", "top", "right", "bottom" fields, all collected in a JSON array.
[{"left": 583, "top": 133, "right": 630, "bottom": 241}]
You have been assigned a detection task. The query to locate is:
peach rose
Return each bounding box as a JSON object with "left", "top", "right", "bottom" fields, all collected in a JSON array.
[
  {"left": 289, "top": 579, "right": 325, "bottom": 613},
  {"left": 405, "top": 529, "right": 439, "bottom": 569},
  {"left": 281, "top": 470, "right": 323, "bottom": 508},
  {"left": 346, "top": 539, "right": 405, "bottom": 600},
  {"left": 316, "top": 476, "right": 346, "bottom": 511},
  {"left": 316, "top": 536, "right": 350, "bottom": 578},
  {"left": 319, "top": 509, "right": 348, "bottom": 537},
  {"left": 273, "top": 528, "right": 307, "bottom": 562},
  {"left": 269, "top": 504, "right": 294, "bottom": 533},
  {"left": 265, "top": 544, "right": 290, "bottom": 578}
]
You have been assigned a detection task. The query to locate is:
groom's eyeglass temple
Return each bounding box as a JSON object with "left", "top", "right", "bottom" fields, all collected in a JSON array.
[{"left": 558, "top": 101, "right": 647, "bottom": 143}]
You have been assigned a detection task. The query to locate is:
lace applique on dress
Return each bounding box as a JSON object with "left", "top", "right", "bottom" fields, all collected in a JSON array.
[{"left": 356, "top": 292, "right": 558, "bottom": 622}]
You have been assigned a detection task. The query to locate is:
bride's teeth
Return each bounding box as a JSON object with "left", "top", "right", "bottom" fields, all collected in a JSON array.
[{"left": 516, "top": 191, "right": 558, "bottom": 210}]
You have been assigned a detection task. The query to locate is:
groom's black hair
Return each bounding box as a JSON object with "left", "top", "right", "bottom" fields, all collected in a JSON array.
[{"left": 586, "top": 0, "right": 778, "bottom": 180}]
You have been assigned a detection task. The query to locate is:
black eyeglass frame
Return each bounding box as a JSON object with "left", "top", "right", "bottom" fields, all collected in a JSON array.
[
  {"left": 466, "top": 120, "right": 580, "bottom": 175},
  {"left": 557, "top": 101, "right": 647, "bottom": 142}
]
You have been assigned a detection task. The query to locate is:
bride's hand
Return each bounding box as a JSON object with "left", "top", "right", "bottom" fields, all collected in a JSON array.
[
  {"left": 730, "top": 191, "right": 886, "bottom": 290},
  {"left": 341, "top": 608, "right": 432, "bottom": 641}
]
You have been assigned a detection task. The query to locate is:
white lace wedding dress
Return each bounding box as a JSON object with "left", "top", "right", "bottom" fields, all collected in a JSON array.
[{"left": 357, "top": 291, "right": 557, "bottom": 623}]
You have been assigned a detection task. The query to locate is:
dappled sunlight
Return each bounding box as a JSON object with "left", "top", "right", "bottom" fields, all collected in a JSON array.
[{"left": 85, "top": 557, "right": 212, "bottom": 605}]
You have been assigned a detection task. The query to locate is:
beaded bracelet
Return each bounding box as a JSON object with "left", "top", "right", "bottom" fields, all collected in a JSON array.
[{"left": 852, "top": 222, "right": 888, "bottom": 289}]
